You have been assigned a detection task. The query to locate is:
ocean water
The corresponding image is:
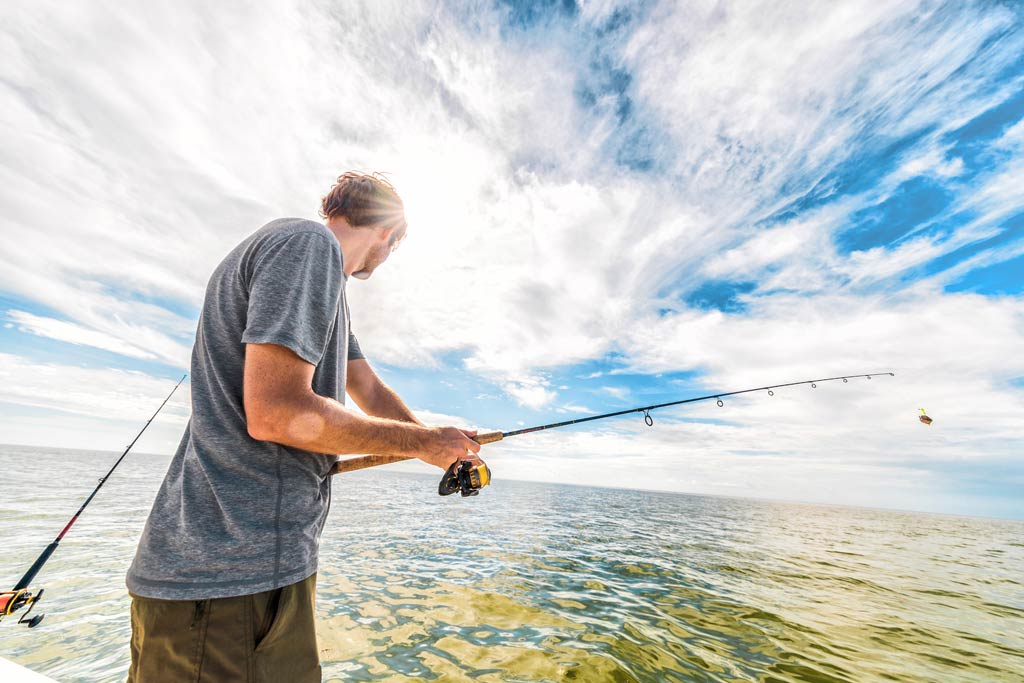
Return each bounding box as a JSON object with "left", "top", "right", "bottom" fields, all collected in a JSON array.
[{"left": 0, "top": 445, "right": 1021, "bottom": 682}]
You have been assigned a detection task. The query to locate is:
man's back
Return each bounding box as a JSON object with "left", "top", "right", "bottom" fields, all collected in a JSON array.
[{"left": 127, "top": 217, "right": 358, "bottom": 600}]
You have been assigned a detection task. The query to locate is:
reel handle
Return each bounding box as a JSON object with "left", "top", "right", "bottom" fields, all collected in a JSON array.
[{"left": 0, "top": 588, "right": 45, "bottom": 628}]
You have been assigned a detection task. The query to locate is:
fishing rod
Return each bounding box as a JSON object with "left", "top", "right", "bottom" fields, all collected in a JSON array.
[
  {"left": 333, "top": 372, "right": 896, "bottom": 496},
  {"left": 0, "top": 374, "right": 187, "bottom": 628}
]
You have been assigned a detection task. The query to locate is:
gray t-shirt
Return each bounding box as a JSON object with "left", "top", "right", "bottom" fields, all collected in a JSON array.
[{"left": 127, "top": 217, "right": 364, "bottom": 600}]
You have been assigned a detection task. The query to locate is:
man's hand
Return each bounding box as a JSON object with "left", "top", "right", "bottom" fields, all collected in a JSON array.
[{"left": 415, "top": 427, "right": 482, "bottom": 471}]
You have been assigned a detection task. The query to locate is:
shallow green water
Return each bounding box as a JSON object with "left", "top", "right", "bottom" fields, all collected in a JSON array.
[{"left": 1, "top": 445, "right": 1021, "bottom": 682}]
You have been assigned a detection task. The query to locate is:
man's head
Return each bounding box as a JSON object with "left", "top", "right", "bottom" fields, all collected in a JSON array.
[{"left": 320, "top": 172, "right": 407, "bottom": 279}]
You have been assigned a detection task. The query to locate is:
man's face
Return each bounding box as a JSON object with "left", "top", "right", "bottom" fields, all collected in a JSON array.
[{"left": 351, "top": 224, "right": 406, "bottom": 280}]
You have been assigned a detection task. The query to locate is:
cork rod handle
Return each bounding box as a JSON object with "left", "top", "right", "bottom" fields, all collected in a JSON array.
[{"left": 472, "top": 431, "right": 504, "bottom": 445}]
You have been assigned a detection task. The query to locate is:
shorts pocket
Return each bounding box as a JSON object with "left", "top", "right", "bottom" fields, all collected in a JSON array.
[{"left": 253, "top": 587, "right": 284, "bottom": 651}]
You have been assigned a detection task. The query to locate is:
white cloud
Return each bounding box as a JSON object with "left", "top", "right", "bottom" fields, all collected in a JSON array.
[
  {"left": 0, "top": 353, "right": 189, "bottom": 452},
  {"left": 622, "top": 0, "right": 1018, "bottom": 205},
  {"left": 1, "top": 1, "right": 1022, "bottom": 515},
  {"left": 702, "top": 213, "right": 830, "bottom": 281},
  {"left": 894, "top": 147, "right": 965, "bottom": 181},
  {"left": 600, "top": 386, "right": 629, "bottom": 400},
  {"left": 698, "top": 123, "right": 1023, "bottom": 297},
  {"left": 501, "top": 376, "right": 558, "bottom": 410},
  {"left": 7, "top": 310, "right": 160, "bottom": 360},
  {"left": 0, "top": 353, "right": 190, "bottom": 420},
  {"left": 621, "top": 291, "right": 1024, "bottom": 384},
  {"left": 4, "top": 0, "right": 1020, "bottom": 384},
  {"left": 558, "top": 402, "right": 596, "bottom": 414}
]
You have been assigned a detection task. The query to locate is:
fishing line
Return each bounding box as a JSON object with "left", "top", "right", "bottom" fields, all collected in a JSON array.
[
  {"left": 0, "top": 375, "right": 187, "bottom": 628},
  {"left": 334, "top": 372, "right": 897, "bottom": 495}
]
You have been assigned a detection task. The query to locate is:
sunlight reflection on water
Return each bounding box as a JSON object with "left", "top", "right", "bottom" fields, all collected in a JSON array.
[{"left": 1, "top": 445, "right": 1022, "bottom": 682}]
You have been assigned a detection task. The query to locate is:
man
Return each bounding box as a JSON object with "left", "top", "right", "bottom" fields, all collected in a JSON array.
[{"left": 126, "top": 172, "right": 482, "bottom": 682}]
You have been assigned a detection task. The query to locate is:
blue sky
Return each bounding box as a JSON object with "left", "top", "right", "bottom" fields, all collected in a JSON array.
[{"left": 1, "top": 0, "right": 1022, "bottom": 519}]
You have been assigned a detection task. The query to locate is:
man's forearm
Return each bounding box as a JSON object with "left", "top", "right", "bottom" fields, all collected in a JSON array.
[
  {"left": 251, "top": 392, "right": 427, "bottom": 456},
  {"left": 360, "top": 381, "right": 424, "bottom": 425}
]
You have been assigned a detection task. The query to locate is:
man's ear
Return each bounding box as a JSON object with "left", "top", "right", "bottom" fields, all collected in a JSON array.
[{"left": 376, "top": 226, "right": 395, "bottom": 244}]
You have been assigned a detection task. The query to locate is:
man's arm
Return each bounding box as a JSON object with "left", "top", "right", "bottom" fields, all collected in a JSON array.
[
  {"left": 243, "top": 343, "right": 479, "bottom": 470},
  {"left": 346, "top": 358, "right": 424, "bottom": 425}
]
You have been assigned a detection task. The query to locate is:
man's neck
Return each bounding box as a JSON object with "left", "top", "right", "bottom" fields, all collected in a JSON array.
[{"left": 325, "top": 217, "right": 365, "bottom": 278}]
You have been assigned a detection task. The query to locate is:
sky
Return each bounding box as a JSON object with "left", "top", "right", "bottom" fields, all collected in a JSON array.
[{"left": 1, "top": 0, "right": 1022, "bottom": 519}]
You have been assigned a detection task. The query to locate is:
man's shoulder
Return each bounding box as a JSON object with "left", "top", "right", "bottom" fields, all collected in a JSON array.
[
  {"left": 236, "top": 218, "right": 340, "bottom": 266},
  {"left": 217, "top": 218, "right": 339, "bottom": 285},
  {"left": 255, "top": 217, "right": 334, "bottom": 243}
]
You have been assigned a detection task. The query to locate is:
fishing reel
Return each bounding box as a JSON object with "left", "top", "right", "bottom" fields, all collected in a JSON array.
[
  {"left": 0, "top": 588, "right": 45, "bottom": 628},
  {"left": 438, "top": 459, "right": 492, "bottom": 497}
]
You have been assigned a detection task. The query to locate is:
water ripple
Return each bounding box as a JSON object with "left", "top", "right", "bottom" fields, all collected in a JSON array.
[{"left": 1, "top": 446, "right": 1022, "bottom": 682}]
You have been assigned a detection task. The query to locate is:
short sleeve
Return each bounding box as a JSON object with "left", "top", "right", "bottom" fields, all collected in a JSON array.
[
  {"left": 241, "top": 232, "right": 342, "bottom": 365},
  {"left": 347, "top": 330, "right": 365, "bottom": 361}
]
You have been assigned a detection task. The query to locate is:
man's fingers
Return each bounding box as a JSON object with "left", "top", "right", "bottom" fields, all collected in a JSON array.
[
  {"left": 431, "top": 426, "right": 484, "bottom": 469},
  {"left": 462, "top": 434, "right": 481, "bottom": 453}
]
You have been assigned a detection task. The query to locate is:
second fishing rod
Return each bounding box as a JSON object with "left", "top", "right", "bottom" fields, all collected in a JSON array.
[
  {"left": 334, "top": 371, "right": 896, "bottom": 496},
  {"left": 0, "top": 375, "right": 187, "bottom": 628}
]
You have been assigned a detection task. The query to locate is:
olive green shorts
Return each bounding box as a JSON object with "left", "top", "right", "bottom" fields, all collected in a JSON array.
[{"left": 127, "top": 573, "right": 320, "bottom": 683}]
